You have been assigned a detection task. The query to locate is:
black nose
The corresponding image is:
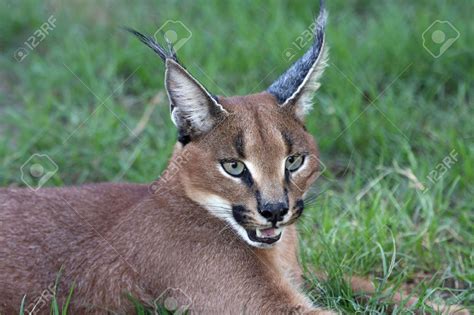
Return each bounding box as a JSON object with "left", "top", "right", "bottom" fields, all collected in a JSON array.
[{"left": 259, "top": 202, "right": 289, "bottom": 223}]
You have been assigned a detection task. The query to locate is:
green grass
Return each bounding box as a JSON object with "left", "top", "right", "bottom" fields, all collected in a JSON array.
[{"left": 1, "top": 0, "right": 472, "bottom": 313}]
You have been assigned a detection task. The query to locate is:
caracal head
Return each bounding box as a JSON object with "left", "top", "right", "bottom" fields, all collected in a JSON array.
[{"left": 129, "top": 4, "right": 328, "bottom": 248}]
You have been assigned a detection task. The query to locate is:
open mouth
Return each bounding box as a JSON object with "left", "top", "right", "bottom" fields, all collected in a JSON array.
[{"left": 246, "top": 227, "right": 282, "bottom": 244}]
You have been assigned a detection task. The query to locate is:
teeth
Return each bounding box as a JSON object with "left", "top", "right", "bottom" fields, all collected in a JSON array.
[{"left": 255, "top": 227, "right": 283, "bottom": 238}]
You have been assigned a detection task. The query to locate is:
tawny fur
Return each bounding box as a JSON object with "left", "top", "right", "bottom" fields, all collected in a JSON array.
[
  {"left": 0, "top": 5, "right": 469, "bottom": 312},
  {"left": 0, "top": 93, "right": 334, "bottom": 314},
  {"left": 0, "top": 93, "right": 467, "bottom": 314}
]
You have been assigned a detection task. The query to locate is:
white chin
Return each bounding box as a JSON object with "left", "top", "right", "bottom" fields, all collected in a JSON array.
[{"left": 195, "top": 195, "right": 284, "bottom": 248}]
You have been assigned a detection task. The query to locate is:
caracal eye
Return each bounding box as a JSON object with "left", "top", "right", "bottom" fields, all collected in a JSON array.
[
  {"left": 285, "top": 154, "right": 305, "bottom": 172},
  {"left": 221, "top": 160, "right": 246, "bottom": 177}
]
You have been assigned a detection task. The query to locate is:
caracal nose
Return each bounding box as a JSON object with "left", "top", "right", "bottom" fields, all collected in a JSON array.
[{"left": 259, "top": 202, "right": 289, "bottom": 224}]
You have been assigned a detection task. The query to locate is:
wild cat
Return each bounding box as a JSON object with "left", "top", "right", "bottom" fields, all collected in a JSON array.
[{"left": 0, "top": 2, "right": 468, "bottom": 314}]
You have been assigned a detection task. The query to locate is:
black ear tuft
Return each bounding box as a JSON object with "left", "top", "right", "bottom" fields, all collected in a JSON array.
[
  {"left": 267, "top": 1, "right": 328, "bottom": 120},
  {"left": 123, "top": 27, "right": 181, "bottom": 66},
  {"left": 125, "top": 26, "right": 227, "bottom": 142}
]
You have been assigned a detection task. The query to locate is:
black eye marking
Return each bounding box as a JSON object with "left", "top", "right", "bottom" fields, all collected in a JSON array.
[
  {"left": 284, "top": 187, "right": 289, "bottom": 206},
  {"left": 241, "top": 169, "right": 254, "bottom": 188},
  {"left": 234, "top": 131, "right": 245, "bottom": 159},
  {"left": 255, "top": 190, "right": 262, "bottom": 212},
  {"left": 284, "top": 168, "right": 291, "bottom": 184},
  {"left": 281, "top": 131, "right": 293, "bottom": 155}
]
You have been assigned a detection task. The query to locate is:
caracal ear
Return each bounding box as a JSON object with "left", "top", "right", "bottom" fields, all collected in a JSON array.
[
  {"left": 124, "top": 27, "right": 227, "bottom": 143},
  {"left": 267, "top": 2, "right": 328, "bottom": 121},
  {"left": 165, "top": 59, "right": 228, "bottom": 142}
]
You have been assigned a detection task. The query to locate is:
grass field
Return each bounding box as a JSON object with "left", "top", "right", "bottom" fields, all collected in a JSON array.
[{"left": 1, "top": 0, "right": 473, "bottom": 313}]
